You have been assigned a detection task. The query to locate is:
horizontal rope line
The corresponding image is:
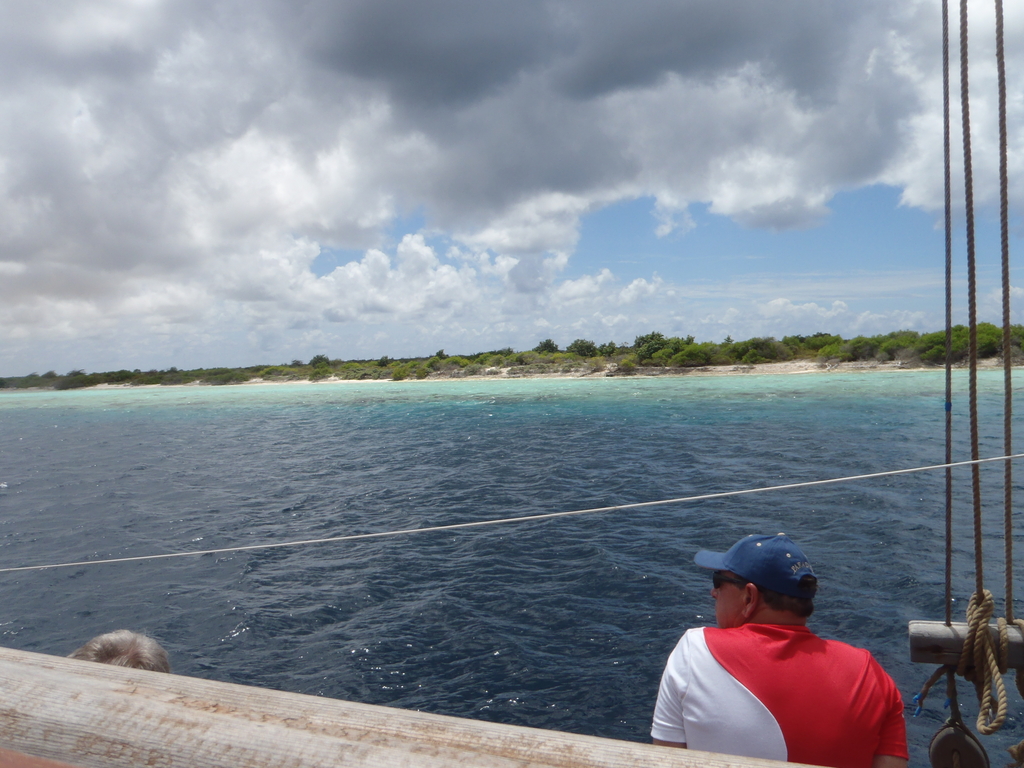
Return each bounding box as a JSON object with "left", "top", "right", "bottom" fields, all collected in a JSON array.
[{"left": 4, "top": 453, "right": 1023, "bottom": 575}]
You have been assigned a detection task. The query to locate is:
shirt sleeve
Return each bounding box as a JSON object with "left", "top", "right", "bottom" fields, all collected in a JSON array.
[
  {"left": 651, "top": 631, "right": 692, "bottom": 743},
  {"left": 871, "top": 657, "right": 909, "bottom": 760}
]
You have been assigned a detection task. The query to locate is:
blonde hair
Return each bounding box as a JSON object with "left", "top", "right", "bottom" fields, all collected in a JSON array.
[{"left": 69, "top": 630, "right": 170, "bottom": 673}]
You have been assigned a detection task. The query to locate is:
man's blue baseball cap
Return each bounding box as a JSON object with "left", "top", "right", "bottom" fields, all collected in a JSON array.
[{"left": 694, "top": 533, "right": 817, "bottom": 599}]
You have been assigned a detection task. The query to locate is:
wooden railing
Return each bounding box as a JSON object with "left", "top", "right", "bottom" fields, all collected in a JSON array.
[{"left": 0, "top": 645, "right": 808, "bottom": 768}]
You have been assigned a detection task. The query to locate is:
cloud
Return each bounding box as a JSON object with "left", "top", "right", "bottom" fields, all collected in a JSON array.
[
  {"left": 299, "top": 0, "right": 561, "bottom": 107},
  {"left": 319, "top": 234, "right": 481, "bottom": 321},
  {"left": 0, "top": 0, "right": 1020, "bottom": 372}
]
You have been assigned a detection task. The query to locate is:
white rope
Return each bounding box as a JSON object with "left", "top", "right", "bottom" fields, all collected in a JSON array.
[{"left": 3, "top": 453, "right": 1023, "bottom": 575}]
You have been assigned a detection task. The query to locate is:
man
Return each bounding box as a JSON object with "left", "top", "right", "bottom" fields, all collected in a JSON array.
[
  {"left": 69, "top": 629, "right": 171, "bottom": 673},
  {"left": 651, "top": 533, "right": 907, "bottom": 768}
]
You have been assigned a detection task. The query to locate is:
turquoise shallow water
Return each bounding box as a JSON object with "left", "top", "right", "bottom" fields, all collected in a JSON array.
[{"left": 1, "top": 371, "right": 1023, "bottom": 764}]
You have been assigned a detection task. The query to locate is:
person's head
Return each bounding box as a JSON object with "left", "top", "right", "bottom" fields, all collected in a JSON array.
[
  {"left": 68, "top": 630, "right": 170, "bottom": 673},
  {"left": 694, "top": 533, "right": 817, "bottom": 628}
]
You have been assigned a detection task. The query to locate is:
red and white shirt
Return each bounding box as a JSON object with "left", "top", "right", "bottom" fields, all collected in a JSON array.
[{"left": 651, "top": 624, "right": 907, "bottom": 767}]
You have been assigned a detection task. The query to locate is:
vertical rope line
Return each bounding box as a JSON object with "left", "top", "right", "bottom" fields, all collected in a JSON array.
[
  {"left": 959, "top": 0, "right": 984, "bottom": 597},
  {"left": 943, "top": 0, "right": 955, "bottom": 627},
  {"left": 995, "top": 0, "right": 1014, "bottom": 623}
]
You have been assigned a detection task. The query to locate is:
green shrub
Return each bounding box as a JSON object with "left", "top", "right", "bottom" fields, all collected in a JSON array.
[
  {"left": 816, "top": 343, "right": 853, "bottom": 362},
  {"left": 534, "top": 339, "right": 559, "bottom": 353},
  {"left": 803, "top": 333, "right": 843, "bottom": 351},
  {"left": 159, "top": 372, "right": 198, "bottom": 385},
  {"left": 203, "top": 370, "right": 250, "bottom": 385},
  {"left": 977, "top": 323, "right": 1002, "bottom": 357},
  {"left": 617, "top": 355, "right": 637, "bottom": 374},
  {"left": 635, "top": 332, "right": 668, "bottom": 362},
  {"left": 391, "top": 364, "right": 409, "bottom": 381},
  {"left": 55, "top": 373, "right": 100, "bottom": 390},
  {"left": 566, "top": 339, "right": 598, "bottom": 358},
  {"left": 102, "top": 370, "right": 136, "bottom": 383},
  {"left": 131, "top": 374, "right": 164, "bottom": 385},
  {"left": 308, "top": 354, "right": 330, "bottom": 367},
  {"left": 728, "top": 337, "right": 785, "bottom": 363},
  {"left": 331, "top": 362, "right": 357, "bottom": 379},
  {"left": 15, "top": 375, "right": 48, "bottom": 388},
  {"left": 648, "top": 347, "right": 674, "bottom": 366},
  {"left": 669, "top": 343, "right": 715, "bottom": 367},
  {"left": 259, "top": 366, "right": 290, "bottom": 377},
  {"left": 916, "top": 328, "right": 964, "bottom": 363},
  {"left": 914, "top": 323, "right": 1002, "bottom": 364},
  {"left": 843, "top": 336, "right": 877, "bottom": 361}
]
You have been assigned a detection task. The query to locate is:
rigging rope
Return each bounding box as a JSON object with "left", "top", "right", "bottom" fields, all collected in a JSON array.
[
  {"left": 1, "top": 454, "right": 1023, "bottom": 575},
  {"left": 932, "top": 0, "right": 1022, "bottom": 760},
  {"left": 992, "top": 0, "right": 1024, "bottom": 756},
  {"left": 995, "top": 0, "right": 1014, "bottom": 626},
  {"left": 943, "top": 0, "right": 955, "bottom": 629},
  {"left": 959, "top": 0, "right": 984, "bottom": 600}
]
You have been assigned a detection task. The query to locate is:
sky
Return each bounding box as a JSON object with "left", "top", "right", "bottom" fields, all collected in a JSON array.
[{"left": 2, "top": 0, "right": 1024, "bottom": 374}]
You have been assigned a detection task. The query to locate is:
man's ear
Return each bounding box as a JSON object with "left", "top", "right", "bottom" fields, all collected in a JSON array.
[{"left": 741, "top": 583, "right": 760, "bottom": 619}]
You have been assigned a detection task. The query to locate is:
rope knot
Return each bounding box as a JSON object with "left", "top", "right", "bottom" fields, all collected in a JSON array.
[{"left": 957, "top": 590, "right": 1007, "bottom": 735}]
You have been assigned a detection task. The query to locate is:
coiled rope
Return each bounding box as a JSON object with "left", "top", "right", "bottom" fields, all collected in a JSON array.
[{"left": 1, "top": 455, "right": 1021, "bottom": 575}]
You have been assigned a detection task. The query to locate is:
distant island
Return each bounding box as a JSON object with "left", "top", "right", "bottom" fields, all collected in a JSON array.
[{"left": 2, "top": 324, "right": 1020, "bottom": 391}]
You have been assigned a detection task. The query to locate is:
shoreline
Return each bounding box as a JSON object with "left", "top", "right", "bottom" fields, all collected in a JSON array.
[{"left": 2, "top": 358, "right": 1011, "bottom": 393}]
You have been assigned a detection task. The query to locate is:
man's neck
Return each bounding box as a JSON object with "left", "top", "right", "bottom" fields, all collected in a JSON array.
[{"left": 744, "top": 606, "right": 808, "bottom": 626}]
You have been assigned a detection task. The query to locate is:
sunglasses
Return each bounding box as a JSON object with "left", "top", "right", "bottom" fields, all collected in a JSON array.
[{"left": 712, "top": 571, "right": 750, "bottom": 589}]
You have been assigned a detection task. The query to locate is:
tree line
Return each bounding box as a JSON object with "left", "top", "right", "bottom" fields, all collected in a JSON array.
[{"left": 2, "top": 323, "right": 1020, "bottom": 390}]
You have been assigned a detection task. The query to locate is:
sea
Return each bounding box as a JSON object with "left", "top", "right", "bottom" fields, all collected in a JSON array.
[{"left": 1, "top": 370, "right": 1023, "bottom": 764}]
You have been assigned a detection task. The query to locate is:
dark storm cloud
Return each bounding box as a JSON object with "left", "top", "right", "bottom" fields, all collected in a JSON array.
[
  {"left": 262, "top": 0, "right": 917, "bottom": 232},
  {"left": 550, "top": 0, "right": 862, "bottom": 101},
  {"left": 294, "top": 0, "right": 561, "bottom": 106},
  {"left": 284, "top": 0, "right": 885, "bottom": 109}
]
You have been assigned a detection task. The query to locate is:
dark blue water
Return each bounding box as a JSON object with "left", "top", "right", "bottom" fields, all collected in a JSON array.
[{"left": 1, "top": 372, "right": 1023, "bottom": 764}]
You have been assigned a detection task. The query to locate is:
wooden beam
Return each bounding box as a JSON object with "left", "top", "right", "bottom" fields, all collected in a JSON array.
[
  {"left": 909, "top": 620, "right": 1024, "bottom": 667},
  {"left": 0, "top": 747, "right": 87, "bottom": 768},
  {"left": 0, "top": 646, "right": 810, "bottom": 768}
]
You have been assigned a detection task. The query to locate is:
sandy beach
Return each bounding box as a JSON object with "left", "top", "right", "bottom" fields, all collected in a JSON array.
[
  {"left": 224, "top": 357, "right": 1009, "bottom": 386},
  {"left": 6, "top": 356, "right": 1011, "bottom": 393}
]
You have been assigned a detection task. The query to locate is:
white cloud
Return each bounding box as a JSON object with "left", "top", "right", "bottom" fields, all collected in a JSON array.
[
  {"left": 618, "top": 277, "right": 662, "bottom": 305},
  {"left": 453, "top": 193, "right": 592, "bottom": 256},
  {"left": 552, "top": 268, "right": 614, "bottom": 302},
  {"left": 277, "top": 235, "right": 477, "bottom": 327}
]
